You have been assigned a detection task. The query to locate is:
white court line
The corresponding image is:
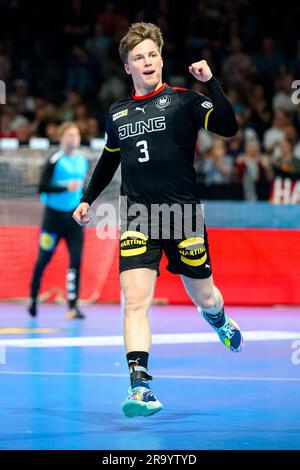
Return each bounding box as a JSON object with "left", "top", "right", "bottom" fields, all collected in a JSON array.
[
  {"left": 0, "top": 370, "right": 300, "bottom": 382},
  {"left": 0, "top": 331, "right": 300, "bottom": 348}
]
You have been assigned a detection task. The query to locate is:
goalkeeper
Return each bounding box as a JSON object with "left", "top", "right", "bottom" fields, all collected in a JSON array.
[{"left": 28, "top": 122, "right": 89, "bottom": 319}]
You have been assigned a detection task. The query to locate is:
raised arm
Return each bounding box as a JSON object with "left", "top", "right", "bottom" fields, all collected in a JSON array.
[
  {"left": 39, "top": 154, "right": 68, "bottom": 193},
  {"left": 189, "top": 60, "right": 238, "bottom": 138}
]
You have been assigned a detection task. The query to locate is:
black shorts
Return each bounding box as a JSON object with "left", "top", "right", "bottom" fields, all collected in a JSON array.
[
  {"left": 39, "top": 206, "right": 83, "bottom": 252},
  {"left": 119, "top": 225, "right": 212, "bottom": 279}
]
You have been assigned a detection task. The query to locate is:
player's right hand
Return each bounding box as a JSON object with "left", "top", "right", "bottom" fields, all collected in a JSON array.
[
  {"left": 73, "top": 202, "right": 91, "bottom": 226},
  {"left": 68, "top": 180, "right": 81, "bottom": 191}
]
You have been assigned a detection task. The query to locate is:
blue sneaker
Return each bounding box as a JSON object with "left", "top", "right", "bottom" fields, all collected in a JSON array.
[
  {"left": 200, "top": 308, "right": 245, "bottom": 352},
  {"left": 121, "top": 386, "right": 163, "bottom": 418}
]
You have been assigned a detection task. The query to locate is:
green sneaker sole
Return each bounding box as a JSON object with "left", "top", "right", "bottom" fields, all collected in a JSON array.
[{"left": 121, "top": 400, "right": 163, "bottom": 418}]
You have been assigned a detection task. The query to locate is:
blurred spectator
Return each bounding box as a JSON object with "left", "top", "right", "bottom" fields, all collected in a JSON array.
[
  {"left": 236, "top": 140, "right": 272, "bottom": 200},
  {"left": 30, "top": 102, "right": 59, "bottom": 137},
  {"left": 223, "top": 6, "right": 244, "bottom": 42},
  {"left": 226, "top": 87, "right": 246, "bottom": 114},
  {"left": 283, "top": 124, "right": 299, "bottom": 151},
  {"left": 290, "top": 39, "right": 300, "bottom": 78},
  {"left": 11, "top": 114, "right": 30, "bottom": 132},
  {"left": 63, "top": 0, "right": 91, "bottom": 49},
  {"left": 253, "top": 38, "right": 285, "bottom": 82},
  {"left": 226, "top": 130, "right": 244, "bottom": 160},
  {"left": 0, "top": 104, "right": 34, "bottom": 139},
  {"left": 71, "top": 102, "right": 101, "bottom": 141},
  {"left": 247, "top": 83, "right": 271, "bottom": 141},
  {"left": 272, "top": 138, "right": 300, "bottom": 179},
  {"left": 195, "top": 128, "right": 213, "bottom": 159},
  {"left": 235, "top": 112, "right": 256, "bottom": 142},
  {"left": 85, "top": 22, "right": 111, "bottom": 78},
  {"left": 65, "top": 45, "right": 98, "bottom": 95},
  {"left": 14, "top": 122, "right": 32, "bottom": 145},
  {"left": 108, "top": 16, "right": 130, "bottom": 49},
  {"left": 225, "top": 112, "right": 259, "bottom": 159},
  {"left": 34, "top": 96, "right": 47, "bottom": 115},
  {"left": 45, "top": 122, "right": 60, "bottom": 144},
  {"left": 195, "top": 137, "right": 237, "bottom": 199},
  {"left": 263, "top": 109, "right": 290, "bottom": 155},
  {"left": 292, "top": 100, "right": 300, "bottom": 134},
  {"left": 96, "top": 2, "right": 126, "bottom": 36},
  {"left": 222, "top": 36, "right": 255, "bottom": 91},
  {"left": 203, "top": 138, "right": 234, "bottom": 185},
  {"left": 86, "top": 117, "right": 100, "bottom": 141},
  {"left": 272, "top": 72, "right": 297, "bottom": 113},
  {"left": 0, "top": 44, "right": 11, "bottom": 81},
  {"left": 155, "top": 14, "right": 175, "bottom": 76},
  {"left": 210, "top": 38, "right": 228, "bottom": 76},
  {"left": 98, "top": 63, "right": 127, "bottom": 108},
  {"left": 74, "top": 103, "right": 89, "bottom": 121},
  {"left": 85, "top": 22, "right": 111, "bottom": 58},
  {"left": 9, "top": 79, "right": 35, "bottom": 116},
  {"left": 58, "top": 90, "right": 82, "bottom": 121},
  {"left": 187, "top": 0, "right": 222, "bottom": 57},
  {"left": 0, "top": 109, "right": 17, "bottom": 138},
  {"left": 75, "top": 117, "right": 89, "bottom": 142}
]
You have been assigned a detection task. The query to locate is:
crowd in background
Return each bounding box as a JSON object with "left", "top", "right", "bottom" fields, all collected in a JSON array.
[{"left": 1, "top": 0, "right": 300, "bottom": 200}]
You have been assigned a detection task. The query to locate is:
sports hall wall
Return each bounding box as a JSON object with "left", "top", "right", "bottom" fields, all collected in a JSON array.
[{"left": 1, "top": 202, "right": 299, "bottom": 306}]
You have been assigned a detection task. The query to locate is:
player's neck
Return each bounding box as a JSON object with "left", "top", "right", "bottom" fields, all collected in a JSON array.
[
  {"left": 133, "top": 80, "right": 163, "bottom": 97},
  {"left": 61, "top": 146, "right": 77, "bottom": 156}
]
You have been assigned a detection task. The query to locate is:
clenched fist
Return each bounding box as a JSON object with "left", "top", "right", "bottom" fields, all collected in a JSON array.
[
  {"left": 189, "top": 60, "right": 213, "bottom": 82},
  {"left": 73, "top": 202, "right": 91, "bottom": 226}
]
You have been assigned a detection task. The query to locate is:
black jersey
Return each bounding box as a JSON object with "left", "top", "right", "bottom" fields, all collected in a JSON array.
[
  {"left": 106, "top": 83, "right": 214, "bottom": 206},
  {"left": 81, "top": 76, "right": 237, "bottom": 208}
]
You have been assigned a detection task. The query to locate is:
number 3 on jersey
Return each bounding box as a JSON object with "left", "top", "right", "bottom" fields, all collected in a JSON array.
[{"left": 136, "top": 140, "right": 150, "bottom": 162}]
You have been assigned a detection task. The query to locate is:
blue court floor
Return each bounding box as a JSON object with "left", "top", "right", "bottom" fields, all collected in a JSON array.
[{"left": 0, "top": 304, "right": 300, "bottom": 450}]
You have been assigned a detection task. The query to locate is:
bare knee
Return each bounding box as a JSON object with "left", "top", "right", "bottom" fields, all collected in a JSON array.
[
  {"left": 123, "top": 290, "right": 152, "bottom": 319},
  {"left": 198, "top": 291, "right": 215, "bottom": 310},
  {"left": 121, "top": 268, "right": 156, "bottom": 319}
]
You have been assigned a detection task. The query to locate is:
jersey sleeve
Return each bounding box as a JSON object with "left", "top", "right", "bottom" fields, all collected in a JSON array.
[
  {"left": 80, "top": 114, "right": 121, "bottom": 205},
  {"left": 190, "top": 77, "right": 238, "bottom": 137},
  {"left": 190, "top": 92, "right": 214, "bottom": 132},
  {"left": 103, "top": 112, "right": 120, "bottom": 153}
]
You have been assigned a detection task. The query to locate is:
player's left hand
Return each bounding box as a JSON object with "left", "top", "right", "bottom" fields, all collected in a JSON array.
[{"left": 189, "top": 60, "right": 212, "bottom": 82}]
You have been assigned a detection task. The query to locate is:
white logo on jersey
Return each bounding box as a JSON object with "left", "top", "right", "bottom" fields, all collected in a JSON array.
[
  {"left": 155, "top": 95, "right": 171, "bottom": 109},
  {"left": 135, "top": 105, "right": 147, "bottom": 114},
  {"left": 118, "top": 116, "right": 166, "bottom": 140},
  {"left": 112, "top": 109, "right": 128, "bottom": 121},
  {"left": 201, "top": 101, "right": 213, "bottom": 109}
]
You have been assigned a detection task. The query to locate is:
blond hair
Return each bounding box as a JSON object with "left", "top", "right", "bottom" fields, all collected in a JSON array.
[
  {"left": 119, "top": 22, "right": 163, "bottom": 63},
  {"left": 58, "top": 122, "right": 80, "bottom": 138}
]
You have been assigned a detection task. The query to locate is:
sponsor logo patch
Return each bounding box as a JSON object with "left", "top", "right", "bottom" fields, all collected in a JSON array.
[
  {"left": 112, "top": 109, "right": 128, "bottom": 121},
  {"left": 39, "top": 231, "right": 57, "bottom": 252},
  {"left": 118, "top": 116, "right": 166, "bottom": 140},
  {"left": 201, "top": 101, "right": 213, "bottom": 109},
  {"left": 177, "top": 237, "right": 207, "bottom": 267}
]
